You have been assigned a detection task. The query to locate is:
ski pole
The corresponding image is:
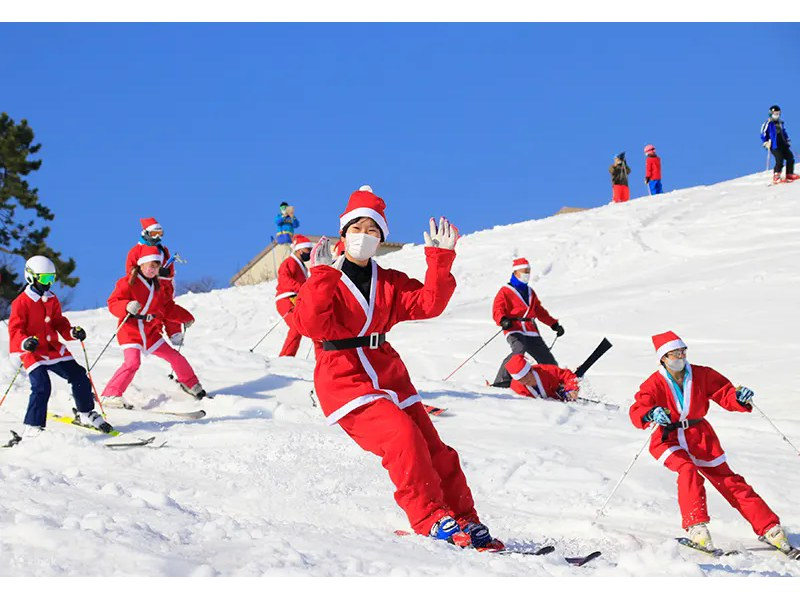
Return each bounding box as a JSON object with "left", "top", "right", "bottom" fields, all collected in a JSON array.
[
  {"left": 167, "top": 332, "right": 185, "bottom": 381},
  {"left": 80, "top": 340, "right": 107, "bottom": 417},
  {"left": 89, "top": 314, "right": 130, "bottom": 371},
  {"left": 442, "top": 329, "right": 504, "bottom": 381},
  {"left": 593, "top": 428, "right": 654, "bottom": 524},
  {"left": 752, "top": 402, "right": 800, "bottom": 458},
  {"left": 250, "top": 317, "right": 284, "bottom": 353},
  {"left": 766, "top": 147, "right": 771, "bottom": 172},
  {"left": 0, "top": 363, "right": 24, "bottom": 408},
  {"left": 548, "top": 335, "right": 558, "bottom": 351}
]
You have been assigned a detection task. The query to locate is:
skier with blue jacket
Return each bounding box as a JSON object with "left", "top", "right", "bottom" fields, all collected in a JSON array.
[
  {"left": 761, "top": 105, "right": 797, "bottom": 184},
  {"left": 275, "top": 202, "right": 300, "bottom": 244}
]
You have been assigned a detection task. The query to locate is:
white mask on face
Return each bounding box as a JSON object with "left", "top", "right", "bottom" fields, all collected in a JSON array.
[
  {"left": 664, "top": 357, "right": 686, "bottom": 372},
  {"left": 516, "top": 272, "right": 530, "bottom": 284},
  {"left": 345, "top": 233, "right": 380, "bottom": 261}
]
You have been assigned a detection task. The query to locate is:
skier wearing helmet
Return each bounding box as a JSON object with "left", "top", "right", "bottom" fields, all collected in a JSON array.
[
  {"left": 6, "top": 256, "right": 112, "bottom": 441},
  {"left": 761, "top": 105, "right": 797, "bottom": 184},
  {"left": 644, "top": 144, "right": 663, "bottom": 195}
]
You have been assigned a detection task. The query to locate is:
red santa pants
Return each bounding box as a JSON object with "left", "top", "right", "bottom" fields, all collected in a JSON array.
[
  {"left": 664, "top": 449, "right": 779, "bottom": 535},
  {"left": 338, "top": 399, "right": 478, "bottom": 535},
  {"left": 276, "top": 300, "right": 302, "bottom": 357},
  {"left": 102, "top": 345, "right": 199, "bottom": 397},
  {"left": 612, "top": 185, "right": 630, "bottom": 202}
]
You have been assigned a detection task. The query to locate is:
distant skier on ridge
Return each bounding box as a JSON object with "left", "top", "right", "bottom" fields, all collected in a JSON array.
[{"left": 761, "top": 104, "right": 797, "bottom": 184}]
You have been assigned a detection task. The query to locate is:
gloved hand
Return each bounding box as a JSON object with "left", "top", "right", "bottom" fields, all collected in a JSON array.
[
  {"left": 184, "top": 319, "right": 194, "bottom": 329},
  {"left": 555, "top": 385, "right": 578, "bottom": 402},
  {"left": 499, "top": 316, "right": 514, "bottom": 330},
  {"left": 551, "top": 322, "right": 565, "bottom": 337},
  {"left": 423, "top": 217, "right": 459, "bottom": 250},
  {"left": 158, "top": 267, "right": 171, "bottom": 278},
  {"left": 310, "top": 236, "right": 333, "bottom": 268},
  {"left": 736, "top": 386, "right": 754, "bottom": 407},
  {"left": 22, "top": 336, "right": 39, "bottom": 352},
  {"left": 126, "top": 301, "right": 142, "bottom": 315},
  {"left": 71, "top": 326, "right": 87, "bottom": 341},
  {"left": 644, "top": 406, "right": 671, "bottom": 427},
  {"left": 763, "top": 141, "right": 771, "bottom": 149},
  {"left": 169, "top": 332, "right": 184, "bottom": 346}
]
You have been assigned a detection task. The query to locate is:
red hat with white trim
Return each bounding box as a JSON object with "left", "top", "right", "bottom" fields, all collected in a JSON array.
[
  {"left": 292, "top": 235, "right": 313, "bottom": 251},
  {"left": 137, "top": 245, "right": 164, "bottom": 266},
  {"left": 644, "top": 144, "right": 656, "bottom": 155},
  {"left": 140, "top": 217, "right": 163, "bottom": 235},
  {"left": 339, "top": 185, "right": 389, "bottom": 240},
  {"left": 652, "top": 331, "right": 687, "bottom": 361},
  {"left": 512, "top": 257, "right": 530, "bottom": 271},
  {"left": 505, "top": 354, "right": 532, "bottom": 380}
]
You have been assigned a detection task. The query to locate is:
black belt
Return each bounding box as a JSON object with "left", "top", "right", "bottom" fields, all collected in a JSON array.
[
  {"left": 322, "top": 333, "right": 386, "bottom": 351},
  {"left": 661, "top": 418, "right": 704, "bottom": 442},
  {"left": 130, "top": 314, "right": 155, "bottom": 322}
]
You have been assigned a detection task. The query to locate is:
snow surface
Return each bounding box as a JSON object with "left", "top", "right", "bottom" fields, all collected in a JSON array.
[{"left": 1, "top": 172, "right": 800, "bottom": 577}]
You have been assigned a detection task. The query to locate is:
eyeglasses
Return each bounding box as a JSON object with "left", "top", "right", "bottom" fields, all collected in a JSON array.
[
  {"left": 34, "top": 272, "right": 56, "bottom": 285},
  {"left": 665, "top": 348, "right": 687, "bottom": 358}
]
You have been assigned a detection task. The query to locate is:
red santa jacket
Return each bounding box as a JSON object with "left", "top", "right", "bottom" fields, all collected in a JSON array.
[
  {"left": 275, "top": 254, "right": 309, "bottom": 322},
  {"left": 108, "top": 273, "right": 193, "bottom": 354},
  {"left": 492, "top": 284, "right": 557, "bottom": 337},
  {"left": 645, "top": 155, "right": 662, "bottom": 181},
  {"left": 126, "top": 243, "right": 176, "bottom": 296},
  {"left": 629, "top": 363, "right": 750, "bottom": 468},
  {"left": 8, "top": 287, "right": 77, "bottom": 372},
  {"left": 509, "top": 364, "right": 578, "bottom": 400},
  {"left": 293, "top": 247, "right": 456, "bottom": 425}
]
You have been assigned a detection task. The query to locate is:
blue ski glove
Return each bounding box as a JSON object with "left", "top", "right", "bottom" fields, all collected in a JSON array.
[
  {"left": 644, "top": 406, "right": 671, "bottom": 427},
  {"left": 736, "top": 386, "right": 754, "bottom": 407}
]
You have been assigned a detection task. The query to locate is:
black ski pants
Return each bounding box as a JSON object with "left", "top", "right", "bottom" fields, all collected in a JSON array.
[
  {"left": 492, "top": 333, "right": 557, "bottom": 388},
  {"left": 771, "top": 144, "right": 795, "bottom": 176}
]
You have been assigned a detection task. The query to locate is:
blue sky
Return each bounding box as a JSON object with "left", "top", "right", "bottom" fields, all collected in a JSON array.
[{"left": 2, "top": 22, "right": 799, "bottom": 309}]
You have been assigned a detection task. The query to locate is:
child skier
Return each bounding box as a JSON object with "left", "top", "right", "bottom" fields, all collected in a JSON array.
[
  {"left": 8, "top": 256, "right": 111, "bottom": 437},
  {"left": 490, "top": 257, "right": 563, "bottom": 388},
  {"left": 274, "top": 234, "right": 313, "bottom": 357},
  {"left": 101, "top": 246, "right": 206, "bottom": 408},
  {"left": 644, "top": 144, "right": 663, "bottom": 195},
  {"left": 629, "top": 331, "right": 796, "bottom": 555},
  {"left": 292, "top": 185, "right": 501, "bottom": 550},
  {"left": 609, "top": 152, "right": 631, "bottom": 202},
  {"left": 503, "top": 354, "right": 579, "bottom": 401}
]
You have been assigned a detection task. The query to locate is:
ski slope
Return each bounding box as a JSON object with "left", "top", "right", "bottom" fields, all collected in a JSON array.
[{"left": 1, "top": 171, "right": 800, "bottom": 577}]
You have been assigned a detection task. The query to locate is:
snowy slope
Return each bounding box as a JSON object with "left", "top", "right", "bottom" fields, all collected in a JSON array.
[{"left": 1, "top": 172, "right": 800, "bottom": 577}]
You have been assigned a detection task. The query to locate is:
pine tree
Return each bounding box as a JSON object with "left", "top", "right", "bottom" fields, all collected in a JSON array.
[{"left": 0, "top": 112, "right": 77, "bottom": 318}]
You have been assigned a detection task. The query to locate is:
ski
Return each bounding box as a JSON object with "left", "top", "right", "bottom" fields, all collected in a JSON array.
[
  {"left": 105, "top": 403, "right": 206, "bottom": 420},
  {"left": 394, "top": 530, "right": 599, "bottom": 565},
  {"left": 757, "top": 536, "right": 800, "bottom": 560},
  {"left": 2, "top": 430, "right": 22, "bottom": 448},
  {"left": 169, "top": 374, "right": 214, "bottom": 400},
  {"left": 574, "top": 338, "right": 613, "bottom": 378},
  {"left": 47, "top": 412, "right": 167, "bottom": 449},
  {"left": 676, "top": 537, "right": 739, "bottom": 557},
  {"left": 105, "top": 436, "right": 161, "bottom": 449},
  {"left": 423, "top": 404, "right": 448, "bottom": 416},
  {"left": 575, "top": 397, "right": 619, "bottom": 411},
  {"left": 47, "top": 412, "right": 121, "bottom": 436}
]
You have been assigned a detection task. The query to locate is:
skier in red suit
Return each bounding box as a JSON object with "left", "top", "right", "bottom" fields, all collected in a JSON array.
[
  {"left": 274, "top": 235, "right": 313, "bottom": 357},
  {"left": 125, "top": 217, "right": 181, "bottom": 338},
  {"left": 504, "top": 354, "right": 579, "bottom": 401},
  {"left": 629, "top": 331, "right": 794, "bottom": 554},
  {"left": 101, "top": 246, "right": 206, "bottom": 408},
  {"left": 293, "top": 185, "right": 501, "bottom": 550},
  {"left": 490, "top": 257, "right": 563, "bottom": 388}
]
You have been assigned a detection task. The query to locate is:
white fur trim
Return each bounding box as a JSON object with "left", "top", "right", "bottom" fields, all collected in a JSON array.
[
  {"left": 510, "top": 362, "right": 532, "bottom": 380},
  {"left": 275, "top": 291, "right": 298, "bottom": 301},
  {"left": 25, "top": 355, "right": 75, "bottom": 373},
  {"left": 339, "top": 207, "right": 389, "bottom": 240},
  {"left": 398, "top": 394, "right": 422, "bottom": 410},
  {"left": 325, "top": 394, "right": 385, "bottom": 425},
  {"left": 656, "top": 338, "right": 687, "bottom": 360},
  {"left": 359, "top": 185, "right": 373, "bottom": 192},
  {"left": 292, "top": 242, "right": 314, "bottom": 250},
  {"left": 137, "top": 253, "right": 163, "bottom": 266}
]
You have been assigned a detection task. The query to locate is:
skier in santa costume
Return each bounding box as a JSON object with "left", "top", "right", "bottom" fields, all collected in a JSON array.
[
  {"left": 292, "top": 185, "right": 501, "bottom": 550},
  {"left": 101, "top": 246, "right": 206, "bottom": 408},
  {"left": 8, "top": 256, "right": 112, "bottom": 437},
  {"left": 504, "top": 354, "right": 579, "bottom": 401},
  {"left": 274, "top": 234, "right": 313, "bottom": 357},
  {"left": 490, "top": 257, "right": 564, "bottom": 388},
  {"left": 629, "top": 331, "right": 795, "bottom": 554},
  {"left": 125, "top": 217, "right": 182, "bottom": 339}
]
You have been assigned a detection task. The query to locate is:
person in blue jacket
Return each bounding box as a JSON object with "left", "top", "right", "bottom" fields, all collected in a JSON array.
[
  {"left": 761, "top": 105, "right": 797, "bottom": 183},
  {"left": 275, "top": 202, "right": 299, "bottom": 244}
]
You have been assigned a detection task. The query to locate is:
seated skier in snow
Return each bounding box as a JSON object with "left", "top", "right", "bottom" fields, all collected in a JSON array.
[
  {"left": 629, "top": 331, "right": 795, "bottom": 555},
  {"left": 504, "top": 354, "right": 579, "bottom": 401},
  {"left": 292, "top": 185, "right": 502, "bottom": 551}
]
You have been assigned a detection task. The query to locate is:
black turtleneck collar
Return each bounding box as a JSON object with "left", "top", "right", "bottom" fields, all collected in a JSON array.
[{"left": 341, "top": 258, "right": 372, "bottom": 302}]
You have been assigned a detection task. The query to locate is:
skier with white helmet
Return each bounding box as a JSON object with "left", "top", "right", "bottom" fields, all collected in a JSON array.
[
  {"left": 761, "top": 105, "right": 797, "bottom": 184},
  {"left": 7, "top": 256, "right": 112, "bottom": 439}
]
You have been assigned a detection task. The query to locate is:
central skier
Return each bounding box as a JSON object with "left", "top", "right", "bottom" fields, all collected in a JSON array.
[{"left": 293, "top": 185, "right": 501, "bottom": 550}]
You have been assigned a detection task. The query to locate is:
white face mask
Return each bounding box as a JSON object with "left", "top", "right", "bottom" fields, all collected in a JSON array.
[
  {"left": 515, "top": 272, "right": 530, "bottom": 284},
  {"left": 345, "top": 233, "right": 380, "bottom": 261},
  {"left": 664, "top": 357, "right": 686, "bottom": 372}
]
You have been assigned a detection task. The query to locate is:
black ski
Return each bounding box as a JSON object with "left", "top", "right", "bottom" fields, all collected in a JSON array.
[
  {"left": 2, "top": 430, "right": 22, "bottom": 448},
  {"left": 575, "top": 338, "right": 613, "bottom": 378}
]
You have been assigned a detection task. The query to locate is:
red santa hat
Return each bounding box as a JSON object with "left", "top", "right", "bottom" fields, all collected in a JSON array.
[
  {"left": 652, "top": 331, "right": 687, "bottom": 361},
  {"left": 512, "top": 257, "right": 530, "bottom": 271},
  {"left": 137, "top": 245, "right": 164, "bottom": 266},
  {"left": 140, "top": 217, "right": 163, "bottom": 234},
  {"left": 339, "top": 185, "right": 389, "bottom": 240},
  {"left": 644, "top": 144, "right": 656, "bottom": 155},
  {"left": 292, "top": 235, "right": 313, "bottom": 251},
  {"left": 505, "top": 354, "right": 532, "bottom": 380}
]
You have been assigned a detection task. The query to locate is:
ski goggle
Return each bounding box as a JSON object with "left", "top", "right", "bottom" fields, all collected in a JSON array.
[
  {"left": 33, "top": 272, "right": 56, "bottom": 285},
  {"left": 147, "top": 229, "right": 164, "bottom": 239}
]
